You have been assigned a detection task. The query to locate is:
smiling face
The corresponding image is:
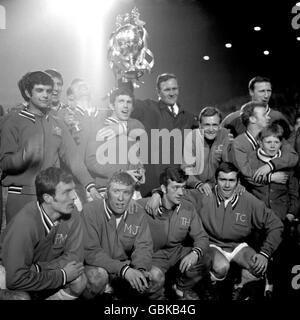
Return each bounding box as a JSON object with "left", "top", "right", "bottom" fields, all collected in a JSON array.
[
  {"left": 27, "top": 84, "right": 53, "bottom": 112},
  {"left": 199, "top": 114, "right": 221, "bottom": 140},
  {"left": 217, "top": 171, "right": 238, "bottom": 199},
  {"left": 260, "top": 135, "right": 282, "bottom": 156},
  {"left": 158, "top": 78, "right": 179, "bottom": 106},
  {"left": 110, "top": 94, "right": 133, "bottom": 121}
]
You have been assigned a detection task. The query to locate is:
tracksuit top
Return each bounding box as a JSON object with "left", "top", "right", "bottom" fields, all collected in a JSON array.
[
  {"left": 182, "top": 127, "right": 232, "bottom": 188},
  {"left": 230, "top": 130, "right": 298, "bottom": 182},
  {"left": 247, "top": 149, "right": 299, "bottom": 220},
  {"left": 139, "top": 197, "right": 209, "bottom": 255},
  {"left": 0, "top": 201, "right": 84, "bottom": 291},
  {"left": 186, "top": 189, "right": 283, "bottom": 258},
  {"left": 82, "top": 199, "right": 153, "bottom": 275},
  {"left": 0, "top": 109, "right": 95, "bottom": 192},
  {"left": 85, "top": 117, "right": 145, "bottom": 187}
]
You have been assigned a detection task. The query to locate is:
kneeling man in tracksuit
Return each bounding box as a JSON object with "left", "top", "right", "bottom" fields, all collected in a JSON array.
[
  {"left": 148, "top": 162, "right": 284, "bottom": 300},
  {"left": 82, "top": 171, "right": 162, "bottom": 300},
  {"left": 139, "top": 167, "right": 211, "bottom": 300},
  {"left": 0, "top": 167, "right": 86, "bottom": 300}
]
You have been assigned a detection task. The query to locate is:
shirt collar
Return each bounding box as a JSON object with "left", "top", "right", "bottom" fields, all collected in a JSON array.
[{"left": 215, "top": 186, "right": 239, "bottom": 209}]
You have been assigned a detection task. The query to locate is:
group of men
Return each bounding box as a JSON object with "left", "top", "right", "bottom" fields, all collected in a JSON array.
[{"left": 0, "top": 70, "right": 299, "bottom": 300}]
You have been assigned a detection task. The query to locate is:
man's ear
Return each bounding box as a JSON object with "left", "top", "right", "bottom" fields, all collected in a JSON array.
[
  {"left": 249, "top": 115, "right": 256, "bottom": 124},
  {"left": 161, "top": 185, "right": 167, "bottom": 194},
  {"left": 43, "top": 193, "right": 53, "bottom": 204},
  {"left": 25, "top": 89, "right": 31, "bottom": 100}
]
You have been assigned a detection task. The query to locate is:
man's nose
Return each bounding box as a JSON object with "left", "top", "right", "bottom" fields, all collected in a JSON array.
[
  {"left": 118, "top": 192, "right": 124, "bottom": 201},
  {"left": 70, "top": 190, "right": 77, "bottom": 200}
]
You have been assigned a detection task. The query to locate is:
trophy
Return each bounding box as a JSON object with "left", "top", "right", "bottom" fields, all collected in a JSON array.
[{"left": 107, "top": 7, "right": 154, "bottom": 87}]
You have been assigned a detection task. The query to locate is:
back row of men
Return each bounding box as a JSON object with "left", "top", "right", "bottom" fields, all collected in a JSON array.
[{"left": 0, "top": 70, "right": 299, "bottom": 299}]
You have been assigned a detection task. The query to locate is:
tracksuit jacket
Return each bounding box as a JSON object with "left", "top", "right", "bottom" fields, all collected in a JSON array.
[
  {"left": 85, "top": 116, "right": 145, "bottom": 188},
  {"left": 230, "top": 130, "right": 298, "bottom": 184},
  {"left": 182, "top": 127, "right": 232, "bottom": 189},
  {"left": 0, "top": 109, "right": 96, "bottom": 193},
  {"left": 247, "top": 148, "right": 299, "bottom": 220},
  {"left": 82, "top": 199, "right": 153, "bottom": 275},
  {"left": 186, "top": 188, "right": 284, "bottom": 259},
  {"left": 0, "top": 201, "right": 84, "bottom": 291},
  {"left": 138, "top": 197, "right": 209, "bottom": 256}
]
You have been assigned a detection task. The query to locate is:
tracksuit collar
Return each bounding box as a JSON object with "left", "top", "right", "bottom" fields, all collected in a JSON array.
[
  {"left": 215, "top": 186, "right": 239, "bottom": 209},
  {"left": 37, "top": 202, "right": 55, "bottom": 235},
  {"left": 19, "top": 108, "right": 50, "bottom": 123},
  {"left": 103, "top": 199, "right": 128, "bottom": 222},
  {"left": 245, "top": 130, "right": 259, "bottom": 150}
]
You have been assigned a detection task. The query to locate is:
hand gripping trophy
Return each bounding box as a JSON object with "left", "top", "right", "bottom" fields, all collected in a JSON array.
[{"left": 107, "top": 7, "right": 154, "bottom": 87}]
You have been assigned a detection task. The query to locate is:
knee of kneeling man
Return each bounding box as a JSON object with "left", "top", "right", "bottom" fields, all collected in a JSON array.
[
  {"left": 213, "top": 260, "right": 230, "bottom": 278},
  {"left": 150, "top": 266, "right": 165, "bottom": 287},
  {"left": 68, "top": 273, "right": 87, "bottom": 296},
  {"left": 85, "top": 266, "right": 109, "bottom": 287}
]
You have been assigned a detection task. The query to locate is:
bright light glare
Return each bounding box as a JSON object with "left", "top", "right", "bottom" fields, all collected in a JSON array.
[
  {"left": 46, "top": 0, "right": 119, "bottom": 83},
  {"left": 203, "top": 56, "right": 210, "bottom": 61},
  {"left": 263, "top": 50, "right": 270, "bottom": 55},
  {"left": 297, "top": 37, "right": 300, "bottom": 41},
  {"left": 225, "top": 43, "right": 232, "bottom": 48},
  {"left": 254, "top": 26, "right": 261, "bottom": 31}
]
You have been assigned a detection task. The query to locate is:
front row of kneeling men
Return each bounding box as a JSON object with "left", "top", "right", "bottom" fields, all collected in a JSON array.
[{"left": 0, "top": 163, "right": 283, "bottom": 300}]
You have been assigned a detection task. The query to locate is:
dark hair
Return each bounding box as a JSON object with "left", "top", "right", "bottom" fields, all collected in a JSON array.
[
  {"left": 248, "top": 76, "right": 271, "bottom": 92},
  {"left": 215, "top": 162, "right": 240, "bottom": 181},
  {"left": 107, "top": 171, "right": 135, "bottom": 191},
  {"left": 44, "top": 69, "right": 63, "bottom": 85},
  {"left": 240, "top": 101, "right": 266, "bottom": 127},
  {"left": 35, "top": 167, "right": 74, "bottom": 204},
  {"left": 199, "top": 106, "right": 222, "bottom": 123},
  {"left": 258, "top": 123, "right": 284, "bottom": 142},
  {"left": 109, "top": 88, "right": 134, "bottom": 105},
  {"left": 156, "top": 73, "right": 177, "bottom": 91},
  {"left": 159, "top": 167, "right": 188, "bottom": 187},
  {"left": 18, "top": 71, "right": 54, "bottom": 102}
]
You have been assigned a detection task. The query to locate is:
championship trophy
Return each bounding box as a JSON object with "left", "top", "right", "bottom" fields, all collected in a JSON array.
[{"left": 107, "top": 7, "right": 154, "bottom": 87}]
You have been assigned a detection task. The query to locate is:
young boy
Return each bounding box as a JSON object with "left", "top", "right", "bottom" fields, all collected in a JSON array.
[
  {"left": 247, "top": 123, "right": 299, "bottom": 298},
  {"left": 248, "top": 123, "right": 299, "bottom": 221}
]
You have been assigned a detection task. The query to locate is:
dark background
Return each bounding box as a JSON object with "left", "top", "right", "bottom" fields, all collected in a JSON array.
[{"left": 0, "top": 0, "right": 299, "bottom": 117}]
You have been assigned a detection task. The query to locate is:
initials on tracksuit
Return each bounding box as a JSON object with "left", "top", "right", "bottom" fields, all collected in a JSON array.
[{"left": 124, "top": 223, "right": 140, "bottom": 235}]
